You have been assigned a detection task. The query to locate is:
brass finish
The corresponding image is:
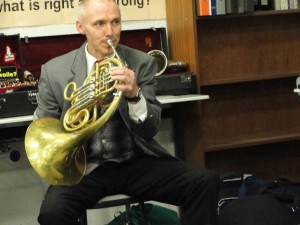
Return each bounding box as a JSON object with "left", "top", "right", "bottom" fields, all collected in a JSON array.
[
  {"left": 147, "top": 50, "right": 167, "bottom": 76},
  {"left": 25, "top": 40, "right": 124, "bottom": 185}
]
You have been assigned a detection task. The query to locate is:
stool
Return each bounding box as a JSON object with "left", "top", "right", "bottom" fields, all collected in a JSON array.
[{"left": 80, "top": 194, "right": 148, "bottom": 225}]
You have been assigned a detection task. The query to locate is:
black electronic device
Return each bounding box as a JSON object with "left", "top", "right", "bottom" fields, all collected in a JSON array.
[
  {"left": 156, "top": 73, "right": 197, "bottom": 96},
  {"left": 0, "top": 88, "right": 37, "bottom": 118}
]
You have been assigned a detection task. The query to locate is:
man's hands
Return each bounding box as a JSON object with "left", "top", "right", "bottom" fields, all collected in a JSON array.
[{"left": 110, "top": 66, "right": 139, "bottom": 99}]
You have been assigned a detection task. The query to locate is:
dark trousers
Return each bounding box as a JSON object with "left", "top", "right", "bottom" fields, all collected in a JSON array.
[{"left": 38, "top": 155, "right": 219, "bottom": 225}]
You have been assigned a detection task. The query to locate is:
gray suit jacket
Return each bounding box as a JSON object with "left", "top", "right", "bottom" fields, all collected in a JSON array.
[{"left": 35, "top": 43, "right": 175, "bottom": 158}]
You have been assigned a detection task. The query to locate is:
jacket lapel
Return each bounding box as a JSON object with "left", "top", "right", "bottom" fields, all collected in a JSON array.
[
  {"left": 62, "top": 43, "right": 88, "bottom": 117},
  {"left": 69, "top": 43, "right": 88, "bottom": 87}
]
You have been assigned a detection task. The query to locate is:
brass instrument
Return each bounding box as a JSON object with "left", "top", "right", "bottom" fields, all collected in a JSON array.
[
  {"left": 147, "top": 50, "right": 167, "bottom": 76},
  {"left": 25, "top": 40, "right": 124, "bottom": 185},
  {"left": 148, "top": 50, "right": 188, "bottom": 75}
]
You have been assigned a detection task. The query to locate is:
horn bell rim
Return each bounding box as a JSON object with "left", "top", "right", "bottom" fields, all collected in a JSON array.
[{"left": 25, "top": 117, "right": 86, "bottom": 185}]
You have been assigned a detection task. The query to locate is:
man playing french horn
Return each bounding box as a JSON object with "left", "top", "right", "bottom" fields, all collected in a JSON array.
[{"left": 29, "top": 0, "right": 219, "bottom": 224}]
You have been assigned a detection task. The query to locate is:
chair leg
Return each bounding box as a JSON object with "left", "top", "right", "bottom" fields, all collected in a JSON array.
[
  {"left": 125, "top": 202, "right": 147, "bottom": 225},
  {"left": 125, "top": 204, "right": 131, "bottom": 225},
  {"left": 138, "top": 202, "right": 148, "bottom": 225},
  {"left": 79, "top": 211, "right": 88, "bottom": 225}
]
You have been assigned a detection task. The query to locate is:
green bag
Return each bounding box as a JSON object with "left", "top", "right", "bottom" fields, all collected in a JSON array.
[{"left": 106, "top": 203, "right": 181, "bottom": 225}]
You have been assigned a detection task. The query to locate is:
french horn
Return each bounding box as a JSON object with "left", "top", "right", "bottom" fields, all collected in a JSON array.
[
  {"left": 25, "top": 40, "right": 124, "bottom": 185},
  {"left": 148, "top": 50, "right": 188, "bottom": 76},
  {"left": 148, "top": 50, "right": 168, "bottom": 76}
]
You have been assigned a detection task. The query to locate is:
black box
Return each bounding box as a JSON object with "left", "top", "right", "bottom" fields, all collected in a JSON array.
[
  {"left": 0, "top": 88, "right": 37, "bottom": 118},
  {"left": 156, "top": 73, "right": 197, "bottom": 95}
]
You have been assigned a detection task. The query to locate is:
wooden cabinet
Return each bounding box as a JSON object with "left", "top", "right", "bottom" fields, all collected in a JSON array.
[{"left": 166, "top": 0, "right": 300, "bottom": 181}]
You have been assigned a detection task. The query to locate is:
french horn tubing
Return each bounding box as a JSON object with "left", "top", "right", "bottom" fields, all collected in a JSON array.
[{"left": 25, "top": 40, "right": 124, "bottom": 185}]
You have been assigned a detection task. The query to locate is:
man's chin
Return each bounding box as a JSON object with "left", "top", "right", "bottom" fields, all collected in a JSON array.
[{"left": 97, "top": 46, "right": 111, "bottom": 57}]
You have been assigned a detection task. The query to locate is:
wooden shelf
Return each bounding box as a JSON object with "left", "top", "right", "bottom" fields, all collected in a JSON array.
[
  {"left": 203, "top": 133, "right": 300, "bottom": 152},
  {"left": 201, "top": 71, "right": 300, "bottom": 86},
  {"left": 196, "top": 9, "right": 300, "bottom": 20},
  {"left": 197, "top": 13, "right": 300, "bottom": 86},
  {"left": 166, "top": 0, "right": 300, "bottom": 181}
]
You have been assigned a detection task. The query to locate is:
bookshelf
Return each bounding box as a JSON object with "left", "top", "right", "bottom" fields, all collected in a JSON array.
[{"left": 166, "top": 0, "right": 300, "bottom": 181}]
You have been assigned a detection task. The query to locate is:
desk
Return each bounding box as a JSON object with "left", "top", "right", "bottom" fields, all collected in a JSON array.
[
  {"left": 0, "top": 94, "right": 209, "bottom": 128},
  {"left": 0, "top": 115, "right": 33, "bottom": 128}
]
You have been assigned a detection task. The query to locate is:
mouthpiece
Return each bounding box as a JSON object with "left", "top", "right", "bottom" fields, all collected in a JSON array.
[
  {"left": 107, "top": 39, "right": 125, "bottom": 67},
  {"left": 107, "top": 39, "right": 113, "bottom": 47}
]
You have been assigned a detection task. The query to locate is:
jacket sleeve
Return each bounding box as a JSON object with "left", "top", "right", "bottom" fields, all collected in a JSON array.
[
  {"left": 119, "top": 52, "right": 162, "bottom": 140},
  {"left": 34, "top": 64, "right": 63, "bottom": 119}
]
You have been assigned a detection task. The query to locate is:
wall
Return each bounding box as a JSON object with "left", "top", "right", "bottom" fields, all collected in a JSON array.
[{"left": 0, "top": 141, "right": 45, "bottom": 225}]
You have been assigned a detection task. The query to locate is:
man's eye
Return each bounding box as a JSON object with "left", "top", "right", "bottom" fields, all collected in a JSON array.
[
  {"left": 93, "top": 21, "right": 104, "bottom": 27},
  {"left": 112, "top": 20, "right": 120, "bottom": 26}
]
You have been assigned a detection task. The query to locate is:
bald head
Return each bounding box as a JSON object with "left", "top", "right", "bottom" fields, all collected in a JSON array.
[
  {"left": 78, "top": 0, "right": 120, "bottom": 21},
  {"left": 76, "top": 0, "right": 122, "bottom": 59}
]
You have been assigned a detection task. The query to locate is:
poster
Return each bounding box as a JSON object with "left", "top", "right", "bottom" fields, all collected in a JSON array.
[{"left": 0, "top": 0, "right": 166, "bottom": 28}]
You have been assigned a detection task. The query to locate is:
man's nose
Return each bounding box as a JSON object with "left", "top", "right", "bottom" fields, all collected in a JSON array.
[{"left": 105, "top": 24, "right": 114, "bottom": 36}]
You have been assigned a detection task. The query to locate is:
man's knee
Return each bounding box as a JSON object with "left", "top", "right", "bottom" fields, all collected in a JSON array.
[
  {"left": 204, "top": 169, "right": 219, "bottom": 187},
  {"left": 38, "top": 204, "right": 73, "bottom": 225},
  {"left": 194, "top": 168, "right": 219, "bottom": 192}
]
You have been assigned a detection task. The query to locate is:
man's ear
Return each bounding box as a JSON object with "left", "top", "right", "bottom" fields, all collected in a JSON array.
[{"left": 76, "top": 20, "right": 85, "bottom": 35}]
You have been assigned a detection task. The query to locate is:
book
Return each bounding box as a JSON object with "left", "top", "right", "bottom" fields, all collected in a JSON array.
[
  {"left": 237, "top": 0, "right": 245, "bottom": 13},
  {"left": 195, "top": 0, "right": 210, "bottom": 16},
  {"left": 216, "top": 0, "right": 226, "bottom": 14},
  {"left": 201, "top": 0, "right": 211, "bottom": 15},
  {"left": 273, "top": 0, "right": 281, "bottom": 9},
  {"left": 254, "top": 0, "right": 273, "bottom": 10},
  {"left": 226, "top": 0, "right": 238, "bottom": 13},
  {"left": 244, "top": 0, "right": 255, "bottom": 12},
  {"left": 211, "top": 0, "right": 217, "bottom": 15},
  {"left": 280, "top": 0, "right": 289, "bottom": 9},
  {"left": 289, "top": 0, "right": 298, "bottom": 9}
]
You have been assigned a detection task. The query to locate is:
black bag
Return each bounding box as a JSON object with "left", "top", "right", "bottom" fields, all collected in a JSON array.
[
  {"left": 218, "top": 172, "right": 265, "bottom": 212},
  {"left": 258, "top": 179, "right": 300, "bottom": 215},
  {"left": 219, "top": 194, "right": 299, "bottom": 225},
  {"left": 218, "top": 173, "right": 300, "bottom": 225}
]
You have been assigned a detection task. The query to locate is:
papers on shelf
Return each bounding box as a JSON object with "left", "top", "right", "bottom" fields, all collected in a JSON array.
[{"left": 157, "top": 94, "right": 209, "bottom": 104}]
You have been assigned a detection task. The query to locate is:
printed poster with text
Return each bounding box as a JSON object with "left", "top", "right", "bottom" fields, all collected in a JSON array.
[{"left": 0, "top": 0, "right": 166, "bottom": 28}]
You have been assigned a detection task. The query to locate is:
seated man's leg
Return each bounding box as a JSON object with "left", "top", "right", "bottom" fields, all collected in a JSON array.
[
  {"left": 38, "top": 156, "right": 219, "bottom": 225},
  {"left": 178, "top": 163, "right": 219, "bottom": 225},
  {"left": 122, "top": 156, "right": 219, "bottom": 225},
  {"left": 38, "top": 167, "right": 114, "bottom": 225},
  {"left": 38, "top": 185, "right": 85, "bottom": 225}
]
